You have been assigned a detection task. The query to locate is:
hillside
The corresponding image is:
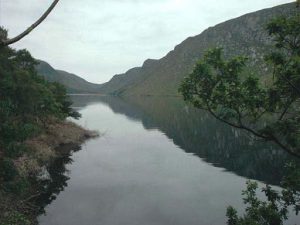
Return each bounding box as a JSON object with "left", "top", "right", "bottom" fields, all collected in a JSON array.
[
  {"left": 98, "top": 2, "right": 299, "bottom": 96},
  {"left": 36, "top": 60, "right": 102, "bottom": 93}
]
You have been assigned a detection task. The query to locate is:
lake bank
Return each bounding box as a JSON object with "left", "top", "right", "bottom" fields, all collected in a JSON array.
[{"left": 0, "top": 120, "right": 98, "bottom": 225}]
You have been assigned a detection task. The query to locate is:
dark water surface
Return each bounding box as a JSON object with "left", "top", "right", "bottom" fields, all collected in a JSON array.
[{"left": 38, "top": 96, "right": 299, "bottom": 225}]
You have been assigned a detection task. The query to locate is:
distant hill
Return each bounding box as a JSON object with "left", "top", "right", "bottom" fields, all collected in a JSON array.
[
  {"left": 98, "top": 2, "right": 299, "bottom": 96},
  {"left": 36, "top": 60, "right": 102, "bottom": 93}
]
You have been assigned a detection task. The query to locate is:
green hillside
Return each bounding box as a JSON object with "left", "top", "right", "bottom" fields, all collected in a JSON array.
[
  {"left": 36, "top": 60, "right": 102, "bottom": 93},
  {"left": 98, "top": 2, "right": 298, "bottom": 96}
]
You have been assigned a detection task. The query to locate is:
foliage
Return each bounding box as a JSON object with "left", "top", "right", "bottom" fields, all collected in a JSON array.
[
  {"left": 179, "top": 14, "right": 300, "bottom": 157},
  {"left": 0, "top": 158, "right": 18, "bottom": 182},
  {"left": 49, "top": 82, "right": 81, "bottom": 119},
  {"left": 179, "top": 12, "right": 300, "bottom": 224},
  {"left": 226, "top": 163, "right": 300, "bottom": 225},
  {"left": 0, "top": 26, "right": 80, "bottom": 190},
  {"left": 3, "top": 177, "right": 30, "bottom": 195},
  {"left": 0, "top": 212, "right": 30, "bottom": 225}
]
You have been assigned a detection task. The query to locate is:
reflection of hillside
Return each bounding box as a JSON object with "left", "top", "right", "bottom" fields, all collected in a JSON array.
[
  {"left": 72, "top": 95, "right": 299, "bottom": 186},
  {"left": 69, "top": 94, "right": 106, "bottom": 109}
]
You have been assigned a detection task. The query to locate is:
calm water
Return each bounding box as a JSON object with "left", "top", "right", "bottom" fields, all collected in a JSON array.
[{"left": 38, "top": 96, "right": 299, "bottom": 225}]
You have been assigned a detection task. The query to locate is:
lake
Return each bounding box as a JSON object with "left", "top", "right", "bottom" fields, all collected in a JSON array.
[{"left": 38, "top": 95, "right": 299, "bottom": 225}]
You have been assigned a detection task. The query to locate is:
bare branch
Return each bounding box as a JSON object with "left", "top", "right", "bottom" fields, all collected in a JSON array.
[{"left": 0, "top": 0, "right": 60, "bottom": 46}]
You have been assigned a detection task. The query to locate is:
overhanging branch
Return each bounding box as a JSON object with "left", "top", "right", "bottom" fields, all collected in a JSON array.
[
  {"left": 205, "top": 101, "right": 300, "bottom": 158},
  {"left": 0, "top": 0, "right": 60, "bottom": 46}
]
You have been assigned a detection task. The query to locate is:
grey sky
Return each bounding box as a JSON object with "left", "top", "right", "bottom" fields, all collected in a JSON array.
[{"left": 1, "top": 0, "right": 292, "bottom": 83}]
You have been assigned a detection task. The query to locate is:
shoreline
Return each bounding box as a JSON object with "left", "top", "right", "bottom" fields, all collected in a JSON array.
[{"left": 0, "top": 120, "right": 99, "bottom": 225}]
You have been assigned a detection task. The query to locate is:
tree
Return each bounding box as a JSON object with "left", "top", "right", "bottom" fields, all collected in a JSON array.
[
  {"left": 0, "top": 0, "right": 60, "bottom": 46},
  {"left": 226, "top": 163, "right": 300, "bottom": 225},
  {"left": 0, "top": 26, "right": 81, "bottom": 199},
  {"left": 179, "top": 13, "right": 300, "bottom": 157}
]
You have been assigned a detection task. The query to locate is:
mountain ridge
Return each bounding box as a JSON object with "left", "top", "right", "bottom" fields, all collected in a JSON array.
[
  {"left": 35, "top": 60, "right": 102, "bottom": 93},
  {"left": 98, "top": 2, "right": 299, "bottom": 96}
]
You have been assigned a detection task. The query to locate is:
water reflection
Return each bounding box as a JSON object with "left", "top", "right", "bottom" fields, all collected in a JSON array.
[
  {"left": 37, "top": 95, "right": 299, "bottom": 225},
  {"left": 35, "top": 144, "right": 82, "bottom": 214},
  {"left": 71, "top": 95, "right": 298, "bottom": 185}
]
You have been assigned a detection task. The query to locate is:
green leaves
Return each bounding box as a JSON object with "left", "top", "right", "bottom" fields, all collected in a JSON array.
[
  {"left": 179, "top": 11, "right": 300, "bottom": 225},
  {"left": 179, "top": 13, "right": 300, "bottom": 157},
  {"left": 0, "top": 158, "right": 18, "bottom": 182},
  {"left": 0, "top": 26, "right": 81, "bottom": 189},
  {"left": 227, "top": 175, "right": 300, "bottom": 225},
  {"left": 266, "top": 15, "right": 300, "bottom": 53},
  {"left": 180, "top": 47, "right": 266, "bottom": 127},
  {"left": 0, "top": 211, "right": 30, "bottom": 225}
]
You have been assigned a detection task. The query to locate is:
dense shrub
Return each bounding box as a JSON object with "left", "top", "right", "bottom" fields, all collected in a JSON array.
[
  {"left": 0, "top": 158, "right": 18, "bottom": 182},
  {"left": 0, "top": 27, "right": 80, "bottom": 187},
  {"left": 0, "top": 211, "right": 30, "bottom": 225}
]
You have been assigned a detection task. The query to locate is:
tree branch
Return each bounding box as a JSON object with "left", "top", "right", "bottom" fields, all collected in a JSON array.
[
  {"left": 0, "top": 0, "right": 60, "bottom": 46},
  {"left": 279, "top": 99, "right": 295, "bottom": 120},
  {"left": 280, "top": 73, "right": 300, "bottom": 97},
  {"left": 205, "top": 102, "right": 300, "bottom": 158}
]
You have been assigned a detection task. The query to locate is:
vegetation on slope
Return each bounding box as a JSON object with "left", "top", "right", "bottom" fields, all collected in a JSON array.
[
  {"left": 35, "top": 60, "right": 102, "bottom": 94},
  {"left": 0, "top": 27, "right": 97, "bottom": 224}
]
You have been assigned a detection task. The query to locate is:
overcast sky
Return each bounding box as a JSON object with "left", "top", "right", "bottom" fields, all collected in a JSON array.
[{"left": 1, "top": 0, "right": 292, "bottom": 84}]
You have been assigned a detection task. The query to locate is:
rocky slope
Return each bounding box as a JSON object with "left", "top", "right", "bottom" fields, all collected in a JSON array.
[{"left": 98, "top": 2, "right": 299, "bottom": 96}]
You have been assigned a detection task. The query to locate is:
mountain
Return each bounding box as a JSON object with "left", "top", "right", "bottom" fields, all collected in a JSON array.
[
  {"left": 98, "top": 2, "right": 299, "bottom": 96},
  {"left": 36, "top": 60, "right": 102, "bottom": 93}
]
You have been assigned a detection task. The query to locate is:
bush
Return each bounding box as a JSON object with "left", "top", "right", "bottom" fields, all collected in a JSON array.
[
  {"left": 0, "top": 212, "right": 30, "bottom": 225},
  {"left": 3, "top": 177, "right": 30, "bottom": 195},
  {"left": 4, "top": 143, "right": 28, "bottom": 159},
  {"left": 0, "top": 158, "right": 18, "bottom": 182},
  {"left": 0, "top": 26, "right": 80, "bottom": 194}
]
